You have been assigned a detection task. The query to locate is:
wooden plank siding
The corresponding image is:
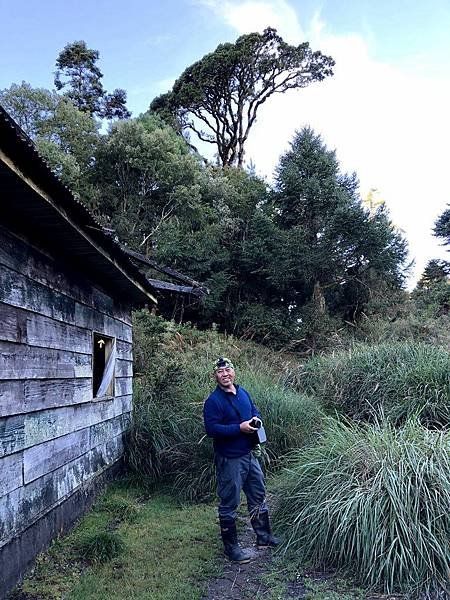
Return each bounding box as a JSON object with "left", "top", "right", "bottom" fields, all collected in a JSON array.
[
  {"left": 23, "top": 413, "right": 131, "bottom": 484},
  {"left": 0, "top": 452, "right": 23, "bottom": 496},
  {"left": 0, "top": 225, "right": 134, "bottom": 560},
  {"left": 0, "top": 395, "right": 132, "bottom": 457},
  {"left": 0, "top": 377, "right": 133, "bottom": 417},
  {"left": 0, "top": 302, "right": 133, "bottom": 358},
  {"left": 0, "top": 267, "right": 132, "bottom": 343},
  {"left": 0, "top": 434, "right": 124, "bottom": 548},
  {"left": 0, "top": 224, "right": 132, "bottom": 325}
]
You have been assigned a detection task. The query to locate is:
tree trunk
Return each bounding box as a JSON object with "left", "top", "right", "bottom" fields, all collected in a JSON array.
[{"left": 312, "top": 280, "right": 326, "bottom": 315}]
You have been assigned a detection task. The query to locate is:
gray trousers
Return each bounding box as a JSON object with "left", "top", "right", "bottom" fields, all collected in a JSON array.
[{"left": 215, "top": 451, "right": 268, "bottom": 520}]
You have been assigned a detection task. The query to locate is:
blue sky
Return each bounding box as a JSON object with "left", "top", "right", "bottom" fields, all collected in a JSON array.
[{"left": 1, "top": 0, "right": 449, "bottom": 283}]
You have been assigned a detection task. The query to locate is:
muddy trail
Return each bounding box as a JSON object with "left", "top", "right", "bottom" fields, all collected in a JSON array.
[{"left": 203, "top": 513, "right": 407, "bottom": 600}]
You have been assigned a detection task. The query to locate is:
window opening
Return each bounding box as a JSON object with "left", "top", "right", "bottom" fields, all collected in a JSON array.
[{"left": 93, "top": 333, "right": 116, "bottom": 398}]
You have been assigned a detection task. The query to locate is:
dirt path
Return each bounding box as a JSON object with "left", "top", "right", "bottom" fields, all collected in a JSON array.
[
  {"left": 202, "top": 512, "right": 407, "bottom": 600},
  {"left": 203, "top": 513, "right": 306, "bottom": 600}
]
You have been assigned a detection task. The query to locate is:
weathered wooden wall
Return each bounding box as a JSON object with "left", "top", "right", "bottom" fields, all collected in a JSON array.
[{"left": 0, "top": 224, "right": 134, "bottom": 595}]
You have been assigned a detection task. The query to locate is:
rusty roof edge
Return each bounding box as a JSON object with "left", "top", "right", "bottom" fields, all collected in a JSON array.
[{"left": 0, "top": 104, "right": 158, "bottom": 305}]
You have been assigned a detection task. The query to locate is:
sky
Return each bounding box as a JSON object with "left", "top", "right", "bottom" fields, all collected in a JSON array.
[{"left": 1, "top": 0, "right": 449, "bottom": 285}]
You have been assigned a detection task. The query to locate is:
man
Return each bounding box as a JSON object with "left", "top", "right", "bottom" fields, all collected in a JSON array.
[{"left": 203, "top": 357, "right": 279, "bottom": 564}]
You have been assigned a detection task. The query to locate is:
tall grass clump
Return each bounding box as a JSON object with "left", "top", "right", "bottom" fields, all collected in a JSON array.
[
  {"left": 126, "top": 311, "right": 322, "bottom": 502},
  {"left": 76, "top": 531, "right": 125, "bottom": 563},
  {"left": 296, "top": 341, "right": 450, "bottom": 426},
  {"left": 274, "top": 418, "right": 450, "bottom": 596}
]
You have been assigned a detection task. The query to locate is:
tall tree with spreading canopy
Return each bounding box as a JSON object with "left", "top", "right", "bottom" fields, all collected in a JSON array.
[
  {"left": 54, "top": 41, "right": 131, "bottom": 119},
  {"left": 150, "top": 28, "right": 334, "bottom": 167}
]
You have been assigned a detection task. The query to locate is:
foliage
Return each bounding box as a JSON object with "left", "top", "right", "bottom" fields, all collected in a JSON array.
[
  {"left": 0, "top": 81, "right": 58, "bottom": 136},
  {"left": 353, "top": 306, "right": 450, "bottom": 349},
  {"left": 412, "top": 259, "right": 450, "bottom": 317},
  {"left": 126, "top": 311, "right": 322, "bottom": 501},
  {"left": 0, "top": 81, "right": 99, "bottom": 197},
  {"left": 273, "top": 127, "right": 408, "bottom": 334},
  {"left": 91, "top": 113, "right": 204, "bottom": 248},
  {"left": 296, "top": 341, "right": 450, "bottom": 427},
  {"left": 150, "top": 28, "right": 334, "bottom": 167},
  {"left": 434, "top": 203, "right": 450, "bottom": 247},
  {"left": 76, "top": 531, "right": 125, "bottom": 563},
  {"left": 274, "top": 418, "right": 450, "bottom": 596},
  {"left": 2, "top": 77, "right": 410, "bottom": 348},
  {"left": 54, "top": 40, "right": 131, "bottom": 119}
]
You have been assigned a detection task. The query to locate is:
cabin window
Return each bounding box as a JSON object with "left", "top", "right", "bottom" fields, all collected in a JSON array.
[{"left": 92, "top": 333, "right": 116, "bottom": 398}]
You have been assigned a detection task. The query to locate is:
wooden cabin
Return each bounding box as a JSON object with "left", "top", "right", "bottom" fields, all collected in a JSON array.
[{"left": 0, "top": 106, "right": 162, "bottom": 597}]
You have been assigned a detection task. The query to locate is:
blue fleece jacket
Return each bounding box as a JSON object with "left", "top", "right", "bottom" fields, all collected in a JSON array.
[{"left": 203, "top": 384, "right": 261, "bottom": 458}]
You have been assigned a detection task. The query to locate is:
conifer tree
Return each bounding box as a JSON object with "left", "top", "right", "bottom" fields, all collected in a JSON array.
[{"left": 54, "top": 41, "right": 131, "bottom": 119}]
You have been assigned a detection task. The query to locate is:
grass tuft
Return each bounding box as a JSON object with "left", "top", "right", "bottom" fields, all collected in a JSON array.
[
  {"left": 76, "top": 531, "right": 126, "bottom": 563},
  {"left": 274, "top": 418, "right": 450, "bottom": 596},
  {"left": 295, "top": 341, "right": 450, "bottom": 426}
]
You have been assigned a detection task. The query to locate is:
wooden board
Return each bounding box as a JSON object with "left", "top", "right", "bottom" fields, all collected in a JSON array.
[
  {"left": 0, "top": 265, "right": 76, "bottom": 325},
  {"left": 116, "top": 340, "right": 133, "bottom": 361},
  {"left": 89, "top": 413, "right": 130, "bottom": 449},
  {"left": 0, "top": 225, "right": 133, "bottom": 325},
  {"left": 0, "top": 434, "right": 124, "bottom": 548},
  {"left": 115, "top": 377, "right": 133, "bottom": 397},
  {"left": 121, "top": 395, "right": 132, "bottom": 414},
  {"left": 0, "top": 452, "right": 23, "bottom": 497},
  {"left": 24, "top": 395, "right": 131, "bottom": 448},
  {"left": 115, "top": 359, "right": 133, "bottom": 378},
  {"left": 0, "top": 266, "right": 132, "bottom": 343},
  {"left": 0, "top": 379, "right": 94, "bottom": 417},
  {"left": 0, "top": 381, "right": 25, "bottom": 417},
  {"left": 24, "top": 412, "right": 132, "bottom": 484},
  {"left": 24, "top": 379, "right": 93, "bottom": 413},
  {"left": 0, "top": 341, "right": 91, "bottom": 380},
  {"left": 26, "top": 312, "right": 92, "bottom": 354},
  {"left": 23, "top": 428, "right": 90, "bottom": 484},
  {"left": 0, "top": 303, "right": 27, "bottom": 343},
  {"left": 0, "top": 415, "right": 25, "bottom": 458}
]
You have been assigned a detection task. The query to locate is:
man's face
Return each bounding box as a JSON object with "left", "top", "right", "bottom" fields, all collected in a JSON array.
[{"left": 215, "top": 365, "right": 236, "bottom": 389}]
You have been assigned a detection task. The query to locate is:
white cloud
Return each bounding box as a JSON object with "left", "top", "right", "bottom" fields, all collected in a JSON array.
[
  {"left": 200, "top": 0, "right": 450, "bottom": 285},
  {"left": 197, "top": 0, "right": 303, "bottom": 42}
]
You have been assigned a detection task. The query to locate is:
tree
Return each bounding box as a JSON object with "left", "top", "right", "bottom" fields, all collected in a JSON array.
[
  {"left": 413, "top": 259, "right": 450, "bottom": 316},
  {"left": 54, "top": 41, "right": 131, "bottom": 119},
  {"left": 273, "top": 127, "right": 408, "bottom": 325},
  {"left": 416, "top": 259, "right": 450, "bottom": 289},
  {"left": 0, "top": 82, "right": 57, "bottom": 137},
  {"left": 0, "top": 81, "right": 100, "bottom": 197},
  {"left": 434, "top": 204, "right": 450, "bottom": 248},
  {"left": 0, "top": 82, "right": 99, "bottom": 189},
  {"left": 150, "top": 28, "right": 334, "bottom": 167},
  {"left": 91, "top": 113, "right": 204, "bottom": 249}
]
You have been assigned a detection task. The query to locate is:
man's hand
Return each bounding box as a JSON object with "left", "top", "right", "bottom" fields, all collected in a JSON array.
[{"left": 240, "top": 419, "right": 258, "bottom": 434}]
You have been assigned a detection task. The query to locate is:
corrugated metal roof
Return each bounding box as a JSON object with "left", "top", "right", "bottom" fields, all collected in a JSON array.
[{"left": 0, "top": 104, "right": 157, "bottom": 306}]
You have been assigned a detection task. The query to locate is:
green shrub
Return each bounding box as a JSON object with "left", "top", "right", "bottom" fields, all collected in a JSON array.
[
  {"left": 274, "top": 418, "right": 450, "bottom": 596},
  {"left": 76, "top": 531, "right": 125, "bottom": 563},
  {"left": 296, "top": 342, "right": 450, "bottom": 426}
]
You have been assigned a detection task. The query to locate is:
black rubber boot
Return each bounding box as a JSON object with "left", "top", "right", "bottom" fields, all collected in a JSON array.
[
  {"left": 219, "top": 517, "right": 253, "bottom": 564},
  {"left": 251, "top": 511, "right": 280, "bottom": 548}
]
